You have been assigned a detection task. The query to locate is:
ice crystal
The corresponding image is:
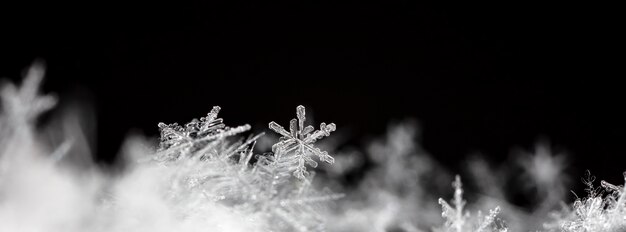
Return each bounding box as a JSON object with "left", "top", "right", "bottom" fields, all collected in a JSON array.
[
  {"left": 0, "top": 62, "right": 57, "bottom": 126},
  {"left": 157, "top": 106, "right": 224, "bottom": 149},
  {"left": 154, "top": 106, "right": 251, "bottom": 162},
  {"left": 461, "top": 144, "right": 570, "bottom": 231},
  {"left": 544, "top": 171, "right": 626, "bottom": 232},
  {"left": 436, "top": 175, "right": 507, "bottom": 232},
  {"left": 269, "top": 105, "right": 336, "bottom": 179},
  {"left": 9, "top": 63, "right": 626, "bottom": 232},
  {"left": 147, "top": 104, "right": 342, "bottom": 231},
  {"left": 326, "top": 122, "right": 449, "bottom": 231}
]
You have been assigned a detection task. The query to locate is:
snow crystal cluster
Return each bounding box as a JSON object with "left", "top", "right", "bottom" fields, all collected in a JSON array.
[{"left": 1, "top": 64, "right": 625, "bottom": 232}]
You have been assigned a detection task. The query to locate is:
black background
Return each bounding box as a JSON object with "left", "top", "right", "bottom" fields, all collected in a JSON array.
[{"left": 1, "top": 3, "right": 623, "bottom": 185}]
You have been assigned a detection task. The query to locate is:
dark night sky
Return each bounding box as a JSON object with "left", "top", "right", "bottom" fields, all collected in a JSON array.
[{"left": 1, "top": 3, "right": 624, "bottom": 184}]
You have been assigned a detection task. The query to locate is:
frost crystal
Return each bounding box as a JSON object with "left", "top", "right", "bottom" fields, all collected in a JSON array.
[
  {"left": 0, "top": 62, "right": 57, "bottom": 125},
  {"left": 155, "top": 106, "right": 251, "bottom": 161},
  {"left": 545, "top": 171, "right": 626, "bottom": 232},
  {"left": 439, "top": 176, "right": 468, "bottom": 232},
  {"left": 146, "top": 104, "right": 342, "bottom": 231},
  {"left": 269, "top": 105, "right": 336, "bottom": 179},
  {"left": 157, "top": 106, "right": 225, "bottom": 150},
  {"left": 436, "top": 175, "right": 507, "bottom": 232}
]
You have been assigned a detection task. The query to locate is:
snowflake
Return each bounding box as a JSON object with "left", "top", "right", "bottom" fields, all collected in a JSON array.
[
  {"left": 157, "top": 106, "right": 228, "bottom": 150},
  {"left": 0, "top": 62, "right": 57, "bottom": 124},
  {"left": 156, "top": 106, "right": 251, "bottom": 161},
  {"left": 437, "top": 175, "right": 507, "bottom": 232},
  {"left": 269, "top": 105, "right": 336, "bottom": 179}
]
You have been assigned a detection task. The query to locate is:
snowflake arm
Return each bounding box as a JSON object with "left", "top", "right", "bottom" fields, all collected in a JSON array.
[
  {"left": 438, "top": 175, "right": 468, "bottom": 232},
  {"left": 269, "top": 105, "right": 336, "bottom": 179},
  {"left": 437, "top": 175, "right": 506, "bottom": 232},
  {"left": 0, "top": 62, "right": 57, "bottom": 124}
]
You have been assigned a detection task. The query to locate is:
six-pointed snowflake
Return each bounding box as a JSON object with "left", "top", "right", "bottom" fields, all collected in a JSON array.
[{"left": 269, "top": 105, "right": 336, "bottom": 179}]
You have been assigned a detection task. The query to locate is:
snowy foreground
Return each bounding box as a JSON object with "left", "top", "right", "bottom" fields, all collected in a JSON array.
[{"left": 1, "top": 64, "right": 625, "bottom": 231}]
